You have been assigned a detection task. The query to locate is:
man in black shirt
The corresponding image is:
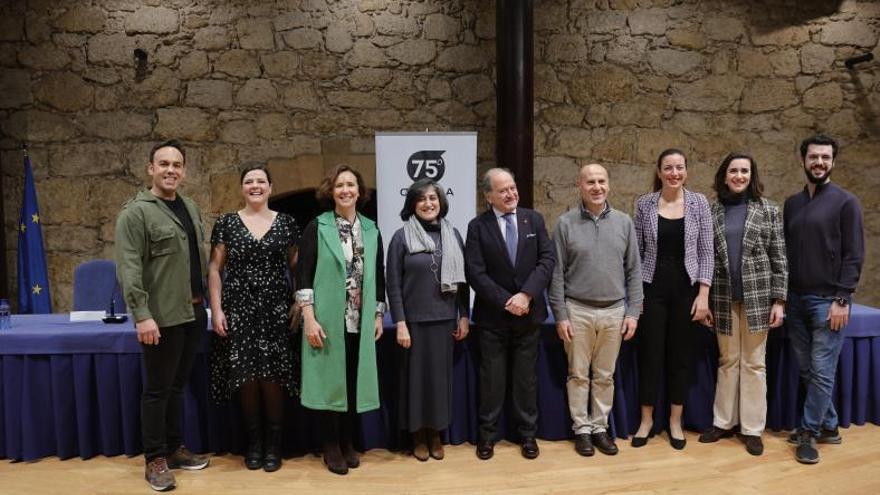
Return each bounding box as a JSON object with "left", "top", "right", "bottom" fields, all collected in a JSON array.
[{"left": 783, "top": 134, "right": 864, "bottom": 465}]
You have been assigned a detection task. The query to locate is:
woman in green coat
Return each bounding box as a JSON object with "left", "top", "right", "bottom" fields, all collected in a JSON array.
[{"left": 295, "top": 164, "right": 386, "bottom": 475}]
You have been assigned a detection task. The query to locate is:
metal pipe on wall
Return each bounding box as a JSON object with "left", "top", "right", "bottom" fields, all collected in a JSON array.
[
  {"left": 0, "top": 155, "right": 7, "bottom": 299},
  {"left": 496, "top": 0, "right": 534, "bottom": 208}
]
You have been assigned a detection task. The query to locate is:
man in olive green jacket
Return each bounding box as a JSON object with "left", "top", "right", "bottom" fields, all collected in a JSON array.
[{"left": 115, "top": 139, "right": 210, "bottom": 492}]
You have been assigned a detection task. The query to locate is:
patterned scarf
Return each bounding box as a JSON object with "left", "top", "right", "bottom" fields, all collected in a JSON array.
[{"left": 336, "top": 215, "right": 364, "bottom": 333}]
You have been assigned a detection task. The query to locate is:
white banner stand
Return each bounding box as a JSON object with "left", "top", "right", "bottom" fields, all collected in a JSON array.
[{"left": 375, "top": 132, "right": 478, "bottom": 255}]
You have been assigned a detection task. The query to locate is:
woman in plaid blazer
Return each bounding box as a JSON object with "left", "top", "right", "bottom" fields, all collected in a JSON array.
[
  {"left": 697, "top": 153, "right": 787, "bottom": 456},
  {"left": 632, "top": 149, "right": 714, "bottom": 450}
]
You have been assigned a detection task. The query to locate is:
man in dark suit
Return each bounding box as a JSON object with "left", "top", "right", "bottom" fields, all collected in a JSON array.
[{"left": 465, "top": 168, "right": 556, "bottom": 460}]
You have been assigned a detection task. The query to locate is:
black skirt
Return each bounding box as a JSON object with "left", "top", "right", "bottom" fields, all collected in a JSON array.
[{"left": 398, "top": 319, "right": 456, "bottom": 432}]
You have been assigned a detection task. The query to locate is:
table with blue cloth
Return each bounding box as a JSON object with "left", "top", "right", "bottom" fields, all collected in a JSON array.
[{"left": 2, "top": 305, "right": 879, "bottom": 461}]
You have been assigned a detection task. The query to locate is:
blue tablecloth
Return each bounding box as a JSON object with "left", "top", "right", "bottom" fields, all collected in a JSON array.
[{"left": 2, "top": 305, "right": 879, "bottom": 461}]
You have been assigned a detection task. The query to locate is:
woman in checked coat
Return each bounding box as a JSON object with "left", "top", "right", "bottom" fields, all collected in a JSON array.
[{"left": 698, "top": 152, "right": 788, "bottom": 456}]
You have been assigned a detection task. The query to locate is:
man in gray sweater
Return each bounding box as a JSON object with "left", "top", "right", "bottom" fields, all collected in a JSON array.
[{"left": 549, "top": 164, "right": 643, "bottom": 457}]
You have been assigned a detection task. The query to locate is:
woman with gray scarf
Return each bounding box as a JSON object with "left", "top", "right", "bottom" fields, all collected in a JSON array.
[{"left": 386, "top": 179, "right": 470, "bottom": 462}]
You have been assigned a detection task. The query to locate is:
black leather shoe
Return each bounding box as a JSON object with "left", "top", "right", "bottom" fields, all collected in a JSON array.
[
  {"left": 699, "top": 426, "right": 734, "bottom": 443},
  {"left": 475, "top": 441, "right": 494, "bottom": 460},
  {"left": 741, "top": 434, "right": 764, "bottom": 456},
  {"left": 574, "top": 433, "right": 594, "bottom": 457},
  {"left": 591, "top": 432, "right": 619, "bottom": 455},
  {"left": 521, "top": 437, "right": 539, "bottom": 459}
]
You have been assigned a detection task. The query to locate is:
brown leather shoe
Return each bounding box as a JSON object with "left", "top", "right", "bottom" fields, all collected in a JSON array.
[
  {"left": 413, "top": 430, "right": 429, "bottom": 462},
  {"left": 428, "top": 431, "right": 444, "bottom": 460}
]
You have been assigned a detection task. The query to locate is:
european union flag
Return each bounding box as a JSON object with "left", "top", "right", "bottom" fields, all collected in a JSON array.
[{"left": 17, "top": 152, "right": 52, "bottom": 314}]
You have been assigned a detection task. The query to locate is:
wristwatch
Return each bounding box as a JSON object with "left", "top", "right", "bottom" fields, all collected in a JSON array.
[
  {"left": 375, "top": 301, "right": 387, "bottom": 318},
  {"left": 832, "top": 297, "right": 849, "bottom": 307}
]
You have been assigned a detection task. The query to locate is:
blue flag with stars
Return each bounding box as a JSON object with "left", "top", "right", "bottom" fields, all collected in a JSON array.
[{"left": 17, "top": 153, "right": 52, "bottom": 314}]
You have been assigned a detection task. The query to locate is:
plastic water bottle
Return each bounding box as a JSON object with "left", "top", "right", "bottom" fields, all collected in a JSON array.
[{"left": 0, "top": 299, "right": 11, "bottom": 330}]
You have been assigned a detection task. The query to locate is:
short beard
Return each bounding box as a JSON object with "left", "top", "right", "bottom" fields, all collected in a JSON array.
[{"left": 804, "top": 167, "right": 831, "bottom": 185}]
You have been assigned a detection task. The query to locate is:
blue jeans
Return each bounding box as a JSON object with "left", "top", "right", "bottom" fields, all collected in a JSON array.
[{"left": 786, "top": 292, "right": 847, "bottom": 435}]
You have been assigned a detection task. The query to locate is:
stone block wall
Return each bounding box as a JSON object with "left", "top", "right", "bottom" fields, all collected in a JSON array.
[
  {"left": 532, "top": 0, "right": 880, "bottom": 306},
  {"left": 1, "top": 0, "right": 878, "bottom": 310},
  {"left": 0, "top": 0, "right": 496, "bottom": 311}
]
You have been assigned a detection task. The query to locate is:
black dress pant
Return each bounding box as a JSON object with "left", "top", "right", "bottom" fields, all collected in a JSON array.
[
  {"left": 638, "top": 260, "right": 697, "bottom": 406},
  {"left": 477, "top": 322, "right": 540, "bottom": 443},
  {"left": 320, "top": 331, "right": 360, "bottom": 445},
  {"left": 141, "top": 304, "right": 207, "bottom": 462}
]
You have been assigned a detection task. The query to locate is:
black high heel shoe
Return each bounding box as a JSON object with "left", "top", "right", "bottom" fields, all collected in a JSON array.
[
  {"left": 630, "top": 430, "right": 655, "bottom": 448},
  {"left": 668, "top": 430, "right": 687, "bottom": 450}
]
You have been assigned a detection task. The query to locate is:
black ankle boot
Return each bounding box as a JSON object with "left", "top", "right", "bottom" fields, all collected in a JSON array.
[
  {"left": 323, "top": 442, "right": 348, "bottom": 475},
  {"left": 339, "top": 414, "right": 360, "bottom": 468},
  {"left": 262, "top": 421, "right": 282, "bottom": 472},
  {"left": 244, "top": 417, "right": 262, "bottom": 470},
  {"left": 341, "top": 439, "right": 360, "bottom": 468}
]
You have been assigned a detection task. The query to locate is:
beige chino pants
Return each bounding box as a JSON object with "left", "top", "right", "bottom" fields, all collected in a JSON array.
[
  {"left": 712, "top": 302, "right": 769, "bottom": 436},
  {"left": 564, "top": 299, "right": 625, "bottom": 435}
]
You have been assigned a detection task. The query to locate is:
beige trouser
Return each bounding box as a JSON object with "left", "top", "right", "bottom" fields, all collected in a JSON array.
[
  {"left": 564, "top": 299, "right": 625, "bottom": 435},
  {"left": 713, "top": 302, "right": 769, "bottom": 436}
]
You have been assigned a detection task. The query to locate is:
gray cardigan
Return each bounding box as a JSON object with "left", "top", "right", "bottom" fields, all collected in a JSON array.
[
  {"left": 385, "top": 227, "right": 469, "bottom": 323},
  {"left": 549, "top": 203, "right": 643, "bottom": 320}
]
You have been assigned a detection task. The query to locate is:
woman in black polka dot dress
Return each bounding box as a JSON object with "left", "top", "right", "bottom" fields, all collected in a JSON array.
[{"left": 207, "top": 165, "right": 300, "bottom": 473}]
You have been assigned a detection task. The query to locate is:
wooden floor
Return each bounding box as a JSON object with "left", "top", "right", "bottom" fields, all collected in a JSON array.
[{"left": 3, "top": 426, "right": 879, "bottom": 494}]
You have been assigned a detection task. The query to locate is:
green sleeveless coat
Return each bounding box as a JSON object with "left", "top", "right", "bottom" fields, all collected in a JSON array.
[{"left": 299, "top": 211, "right": 380, "bottom": 413}]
